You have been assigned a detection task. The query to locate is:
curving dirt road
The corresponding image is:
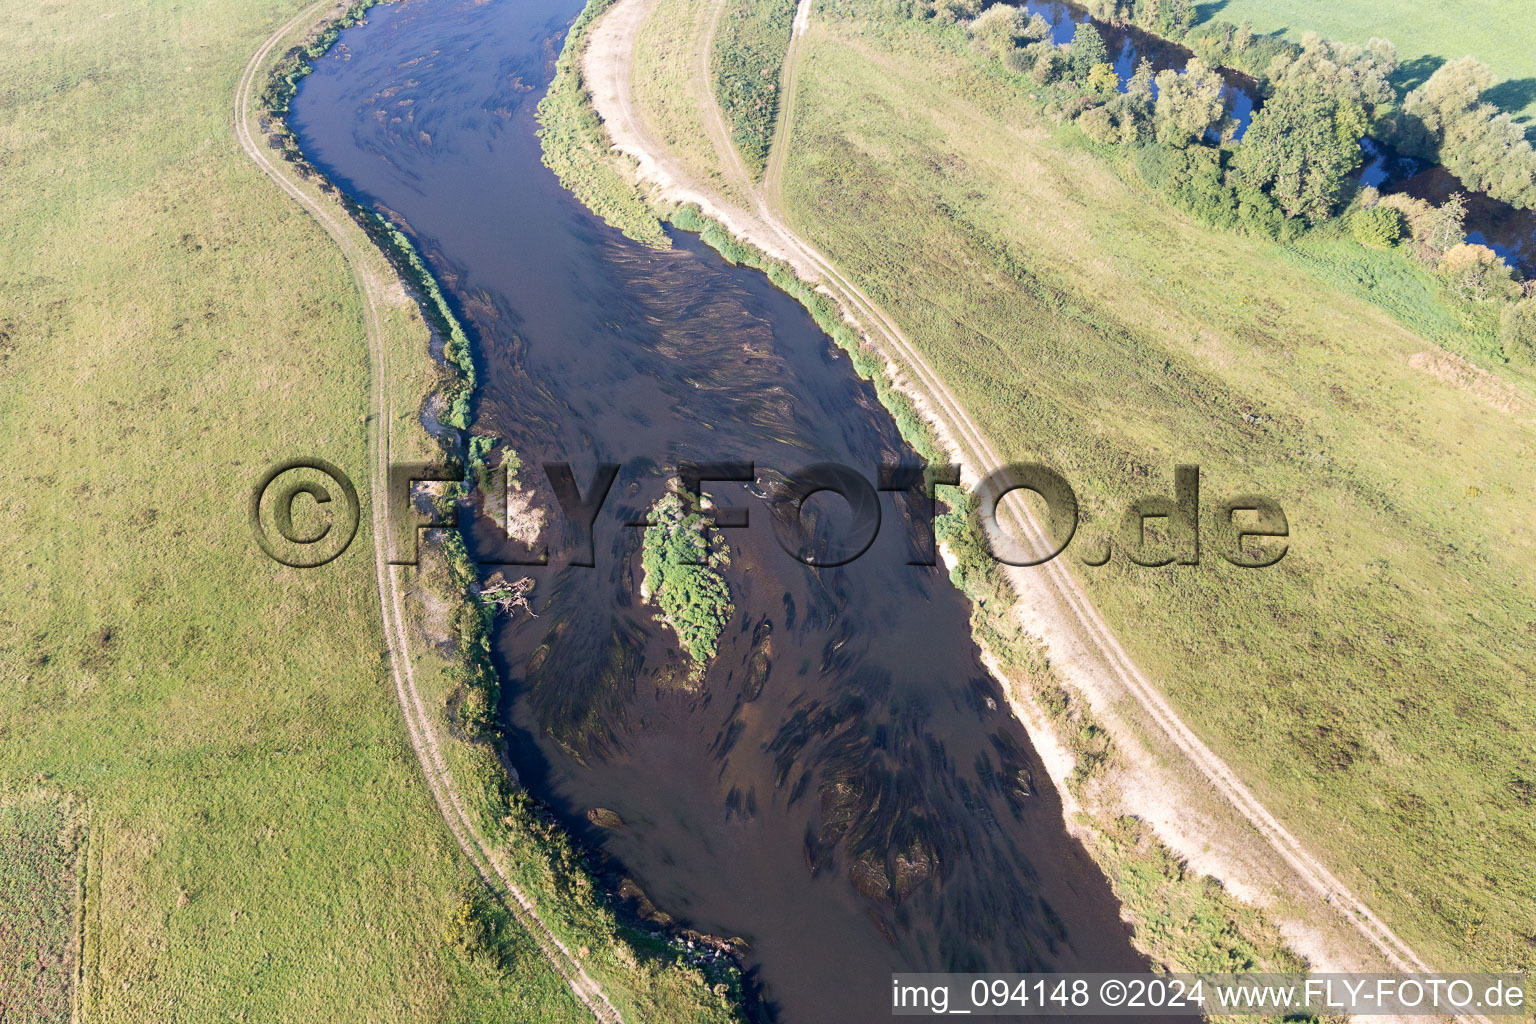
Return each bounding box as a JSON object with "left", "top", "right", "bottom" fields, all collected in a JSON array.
[
  {"left": 584, "top": 0, "right": 1476, "bottom": 1006},
  {"left": 236, "top": 5, "right": 622, "bottom": 1020}
]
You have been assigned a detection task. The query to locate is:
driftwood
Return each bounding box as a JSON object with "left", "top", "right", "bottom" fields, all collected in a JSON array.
[{"left": 480, "top": 574, "right": 536, "bottom": 618}]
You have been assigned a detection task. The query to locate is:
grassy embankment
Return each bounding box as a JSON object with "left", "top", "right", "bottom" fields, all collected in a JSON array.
[
  {"left": 539, "top": 0, "right": 672, "bottom": 246},
  {"left": 630, "top": 0, "right": 755, "bottom": 207},
  {"left": 1191, "top": 0, "right": 1536, "bottom": 125},
  {"left": 0, "top": 0, "right": 589, "bottom": 1018},
  {"left": 262, "top": 4, "right": 748, "bottom": 1021},
  {"left": 710, "top": 0, "right": 801, "bottom": 176},
  {"left": 774, "top": 9, "right": 1536, "bottom": 971}
]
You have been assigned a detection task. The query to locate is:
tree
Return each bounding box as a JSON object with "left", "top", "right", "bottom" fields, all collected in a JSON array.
[
  {"left": 1137, "top": 0, "right": 1194, "bottom": 36},
  {"left": 1397, "top": 57, "right": 1536, "bottom": 210},
  {"left": 1351, "top": 205, "right": 1403, "bottom": 246},
  {"left": 1068, "top": 22, "right": 1109, "bottom": 80},
  {"left": 1086, "top": 0, "right": 1136, "bottom": 23},
  {"left": 1423, "top": 192, "right": 1468, "bottom": 255},
  {"left": 1086, "top": 62, "right": 1119, "bottom": 94},
  {"left": 1029, "top": 43, "right": 1066, "bottom": 84},
  {"left": 1268, "top": 34, "right": 1396, "bottom": 122},
  {"left": 1438, "top": 243, "right": 1519, "bottom": 302},
  {"left": 1020, "top": 12, "right": 1052, "bottom": 42},
  {"left": 1153, "top": 58, "right": 1227, "bottom": 148},
  {"left": 1234, "top": 77, "right": 1365, "bottom": 222},
  {"left": 1125, "top": 57, "right": 1155, "bottom": 109}
]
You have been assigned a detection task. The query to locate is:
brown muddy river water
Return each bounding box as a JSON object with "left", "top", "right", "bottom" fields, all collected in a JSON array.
[{"left": 289, "top": 0, "right": 1162, "bottom": 1018}]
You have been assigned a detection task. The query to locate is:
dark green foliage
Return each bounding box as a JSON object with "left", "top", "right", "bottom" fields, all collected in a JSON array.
[
  {"left": 1068, "top": 22, "right": 1109, "bottom": 80},
  {"left": 641, "top": 492, "right": 733, "bottom": 673},
  {"left": 258, "top": 1, "right": 377, "bottom": 118},
  {"left": 1234, "top": 78, "right": 1366, "bottom": 222},
  {"left": 713, "top": 0, "right": 800, "bottom": 177},
  {"left": 1352, "top": 204, "right": 1403, "bottom": 247},
  {"left": 1134, "top": 143, "right": 1296, "bottom": 238},
  {"left": 365, "top": 213, "right": 478, "bottom": 427},
  {"left": 1501, "top": 298, "right": 1536, "bottom": 364}
]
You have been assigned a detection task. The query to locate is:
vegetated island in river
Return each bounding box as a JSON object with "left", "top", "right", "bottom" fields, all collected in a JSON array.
[{"left": 640, "top": 490, "right": 734, "bottom": 681}]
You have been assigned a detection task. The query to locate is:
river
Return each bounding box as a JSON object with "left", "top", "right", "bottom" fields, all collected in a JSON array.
[{"left": 289, "top": 0, "right": 1159, "bottom": 1020}]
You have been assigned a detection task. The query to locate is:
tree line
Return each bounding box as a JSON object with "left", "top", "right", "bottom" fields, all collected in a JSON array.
[{"left": 860, "top": 0, "right": 1536, "bottom": 362}]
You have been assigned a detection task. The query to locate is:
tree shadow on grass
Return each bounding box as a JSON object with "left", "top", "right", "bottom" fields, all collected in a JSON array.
[
  {"left": 1193, "top": 0, "right": 1229, "bottom": 24},
  {"left": 1391, "top": 53, "right": 1445, "bottom": 94},
  {"left": 1482, "top": 77, "right": 1536, "bottom": 138}
]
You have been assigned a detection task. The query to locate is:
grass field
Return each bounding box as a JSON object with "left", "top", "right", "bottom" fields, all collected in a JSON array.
[
  {"left": 1192, "top": 0, "right": 1536, "bottom": 124},
  {"left": 769, "top": 12, "right": 1536, "bottom": 972},
  {"left": 0, "top": 0, "right": 596, "bottom": 1018},
  {"left": 0, "top": 795, "right": 81, "bottom": 1022}
]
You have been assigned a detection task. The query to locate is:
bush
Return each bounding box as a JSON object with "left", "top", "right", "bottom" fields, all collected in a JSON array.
[
  {"left": 1077, "top": 106, "right": 1119, "bottom": 144},
  {"left": 967, "top": 5, "right": 1026, "bottom": 59},
  {"left": 1438, "top": 243, "right": 1520, "bottom": 302},
  {"left": 1029, "top": 45, "right": 1066, "bottom": 85},
  {"left": 1352, "top": 205, "right": 1403, "bottom": 247},
  {"left": 1501, "top": 299, "right": 1536, "bottom": 364}
]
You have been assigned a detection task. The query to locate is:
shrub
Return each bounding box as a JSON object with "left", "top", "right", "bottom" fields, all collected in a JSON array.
[
  {"left": 967, "top": 5, "right": 1026, "bottom": 59},
  {"left": 931, "top": 0, "right": 980, "bottom": 23},
  {"left": 711, "top": 0, "right": 799, "bottom": 176},
  {"left": 1501, "top": 299, "right": 1536, "bottom": 364},
  {"left": 1351, "top": 205, "right": 1403, "bottom": 247},
  {"left": 1438, "top": 243, "right": 1520, "bottom": 302},
  {"left": 1077, "top": 106, "right": 1119, "bottom": 144},
  {"left": 1030, "top": 45, "right": 1066, "bottom": 85}
]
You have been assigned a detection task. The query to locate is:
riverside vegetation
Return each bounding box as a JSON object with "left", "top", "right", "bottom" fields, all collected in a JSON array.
[
  {"left": 540, "top": 0, "right": 1536, "bottom": 978},
  {"left": 539, "top": 0, "right": 1307, "bottom": 989},
  {"left": 778, "top": 0, "right": 1536, "bottom": 972},
  {"left": 1186, "top": 0, "right": 1536, "bottom": 123}
]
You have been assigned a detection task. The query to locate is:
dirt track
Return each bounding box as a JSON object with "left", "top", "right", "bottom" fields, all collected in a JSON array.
[{"left": 583, "top": 0, "right": 1475, "bottom": 1003}]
